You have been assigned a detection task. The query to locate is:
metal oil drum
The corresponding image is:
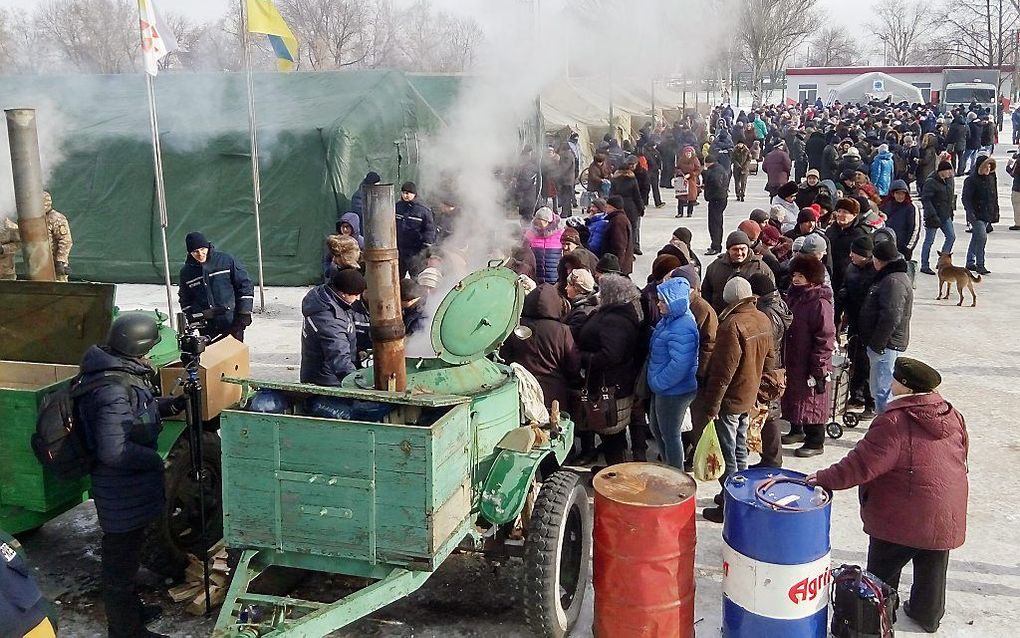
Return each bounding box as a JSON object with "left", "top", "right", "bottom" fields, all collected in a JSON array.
[
  {"left": 593, "top": 463, "right": 697, "bottom": 637},
  {"left": 722, "top": 467, "right": 832, "bottom": 637}
]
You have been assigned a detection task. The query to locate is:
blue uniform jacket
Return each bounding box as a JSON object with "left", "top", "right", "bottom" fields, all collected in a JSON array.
[
  {"left": 300, "top": 285, "right": 359, "bottom": 386},
  {"left": 178, "top": 247, "right": 254, "bottom": 336}
]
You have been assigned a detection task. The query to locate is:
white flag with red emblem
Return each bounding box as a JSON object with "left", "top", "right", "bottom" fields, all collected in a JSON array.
[{"left": 137, "top": 0, "right": 178, "bottom": 76}]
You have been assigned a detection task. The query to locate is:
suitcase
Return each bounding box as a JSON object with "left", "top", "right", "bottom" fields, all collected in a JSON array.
[
  {"left": 748, "top": 160, "right": 759, "bottom": 176},
  {"left": 830, "top": 564, "right": 898, "bottom": 638}
]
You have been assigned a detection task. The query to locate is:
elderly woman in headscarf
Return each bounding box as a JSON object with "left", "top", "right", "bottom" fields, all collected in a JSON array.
[
  {"left": 574, "top": 273, "right": 643, "bottom": 465},
  {"left": 675, "top": 145, "right": 702, "bottom": 218}
]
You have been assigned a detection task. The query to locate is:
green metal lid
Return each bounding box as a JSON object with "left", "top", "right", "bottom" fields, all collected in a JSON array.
[{"left": 430, "top": 267, "right": 524, "bottom": 365}]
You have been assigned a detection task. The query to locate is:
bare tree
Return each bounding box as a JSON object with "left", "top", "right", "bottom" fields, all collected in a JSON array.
[
  {"left": 391, "top": 1, "right": 484, "bottom": 72},
  {"left": 867, "top": 0, "right": 937, "bottom": 65},
  {"left": 805, "top": 27, "right": 862, "bottom": 67},
  {"left": 161, "top": 12, "right": 205, "bottom": 71},
  {"left": 935, "top": 0, "right": 1019, "bottom": 68},
  {"left": 35, "top": 0, "right": 138, "bottom": 73},
  {"left": 277, "top": 0, "right": 375, "bottom": 70},
  {"left": 736, "top": 0, "right": 821, "bottom": 102}
]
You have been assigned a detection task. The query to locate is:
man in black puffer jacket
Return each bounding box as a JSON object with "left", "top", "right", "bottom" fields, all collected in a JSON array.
[
  {"left": 702, "top": 154, "right": 731, "bottom": 255},
  {"left": 178, "top": 232, "right": 254, "bottom": 341},
  {"left": 395, "top": 182, "right": 437, "bottom": 277},
  {"left": 79, "top": 313, "right": 186, "bottom": 638},
  {"left": 858, "top": 241, "right": 913, "bottom": 414}
]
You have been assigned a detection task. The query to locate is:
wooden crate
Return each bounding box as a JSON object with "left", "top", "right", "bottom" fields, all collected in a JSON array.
[
  {"left": 0, "top": 361, "right": 86, "bottom": 513},
  {"left": 220, "top": 401, "right": 472, "bottom": 571}
]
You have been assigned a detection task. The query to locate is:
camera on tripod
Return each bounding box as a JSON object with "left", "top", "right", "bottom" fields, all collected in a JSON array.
[{"left": 177, "top": 306, "right": 225, "bottom": 368}]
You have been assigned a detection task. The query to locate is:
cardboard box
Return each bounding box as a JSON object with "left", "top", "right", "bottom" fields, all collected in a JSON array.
[{"left": 159, "top": 337, "right": 249, "bottom": 421}]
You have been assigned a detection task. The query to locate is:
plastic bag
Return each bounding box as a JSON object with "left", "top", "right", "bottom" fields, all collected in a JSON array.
[
  {"left": 692, "top": 420, "right": 725, "bottom": 482},
  {"left": 305, "top": 396, "right": 354, "bottom": 420},
  {"left": 246, "top": 389, "right": 290, "bottom": 414}
]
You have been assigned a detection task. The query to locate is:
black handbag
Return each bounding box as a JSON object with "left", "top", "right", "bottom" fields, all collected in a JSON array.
[
  {"left": 579, "top": 365, "right": 618, "bottom": 433},
  {"left": 830, "top": 564, "right": 898, "bottom": 638}
]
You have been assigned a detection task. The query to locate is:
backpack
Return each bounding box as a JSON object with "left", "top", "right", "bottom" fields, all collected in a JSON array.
[
  {"left": 585, "top": 213, "right": 610, "bottom": 256},
  {"left": 31, "top": 372, "right": 139, "bottom": 481},
  {"left": 830, "top": 564, "right": 898, "bottom": 638}
]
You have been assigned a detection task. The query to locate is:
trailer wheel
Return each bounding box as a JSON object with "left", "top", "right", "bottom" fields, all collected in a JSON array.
[
  {"left": 143, "top": 431, "right": 223, "bottom": 580},
  {"left": 523, "top": 470, "right": 591, "bottom": 638}
]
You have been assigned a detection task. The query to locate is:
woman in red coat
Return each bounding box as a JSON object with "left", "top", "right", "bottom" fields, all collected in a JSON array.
[
  {"left": 809, "top": 357, "right": 968, "bottom": 634},
  {"left": 674, "top": 146, "right": 702, "bottom": 218},
  {"left": 780, "top": 255, "right": 835, "bottom": 457}
]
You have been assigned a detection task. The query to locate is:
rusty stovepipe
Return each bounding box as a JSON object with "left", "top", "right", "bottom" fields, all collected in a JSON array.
[
  {"left": 5, "top": 108, "right": 55, "bottom": 281},
  {"left": 363, "top": 183, "right": 406, "bottom": 392}
]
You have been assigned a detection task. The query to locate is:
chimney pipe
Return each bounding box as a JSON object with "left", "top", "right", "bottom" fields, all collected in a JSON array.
[
  {"left": 363, "top": 183, "right": 406, "bottom": 392},
  {"left": 5, "top": 109, "right": 55, "bottom": 281}
]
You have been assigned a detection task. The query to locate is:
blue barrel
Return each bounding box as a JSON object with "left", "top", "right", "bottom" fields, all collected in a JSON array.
[{"left": 721, "top": 468, "right": 832, "bottom": 637}]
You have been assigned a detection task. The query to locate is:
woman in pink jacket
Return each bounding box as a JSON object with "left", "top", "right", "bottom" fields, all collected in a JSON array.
[
  {"left": 809, "top": 357, "right": 968, "bottom": 634},
  {"left": 526, "top": 207, "right": 565, "bottom": 285}
]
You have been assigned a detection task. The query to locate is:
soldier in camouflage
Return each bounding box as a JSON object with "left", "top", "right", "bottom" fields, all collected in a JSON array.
[
  {"left": 43, "top": 191, "right": 72, "bottom": 281},
  {"left": 0, "top": 217, "right": 20, "bottom": 280}
]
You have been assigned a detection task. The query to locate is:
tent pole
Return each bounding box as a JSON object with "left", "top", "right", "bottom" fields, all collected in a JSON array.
[
  {"left": 240, "top": 0, "right": 267, "bottom": 313},
  {"left": 144, "top": 73, "right": 176, "bottom": 330}
]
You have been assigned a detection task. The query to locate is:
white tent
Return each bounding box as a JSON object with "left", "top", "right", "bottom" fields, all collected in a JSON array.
[{"left": 827, "top": 72, "right": 924, "bottom": 105}]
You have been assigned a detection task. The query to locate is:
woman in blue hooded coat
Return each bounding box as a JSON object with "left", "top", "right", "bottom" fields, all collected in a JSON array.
[
  {"left": 870, "top": 144, "right": 895, "bottom": 196},
  {"left": 646, "top": 276, "right": 700, "bottom": 469}
]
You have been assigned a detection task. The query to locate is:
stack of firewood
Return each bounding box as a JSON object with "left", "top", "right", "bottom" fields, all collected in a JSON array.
[{"left": 167, "top": 540, "right": 231, "bottom": 615}]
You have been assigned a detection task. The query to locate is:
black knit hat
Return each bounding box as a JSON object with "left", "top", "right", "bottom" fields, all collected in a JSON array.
[
  {"left": 400, "top": 181, "right": 417, "bottom": 194},
  {"left": 330, "top": 268, "right": 367, "bottom": 295},
  {"left": 797, "top": 209, "right": 817, "bottom": 224},
  {"left": 726, "top": 230, "right": 751, "bottom": 249},
  {"left": 893, "top": 357, "right": 942, "bottom": 392},
  {"left": 872, "top": 240, "right": 900, "bottom": 262},
  {"left": 851, "top": 235, "right": 874, "bottom": 258},
  {"left": 672, "top": 226, "right": 693, "bottom": 244},
  {"left": 596, "top": 253, "right": 621, "bottom": 274},
  {"left": 748, "top": 272, "right": 776, "bottom": 296},
  {"left": 749, "top": 209, "right": 769, "bottom": 224},
  {"left": 364, "top": 171, "right": 381, "bottom": 185},
  {"left": 185, "top": 232, "right": 210, "bottom": 253},
  {"left": 777, "top": 181, "right": 799, "bottom": 199},
  {"left": 606, "top": 195, "right": 626, "bottom": 210}
]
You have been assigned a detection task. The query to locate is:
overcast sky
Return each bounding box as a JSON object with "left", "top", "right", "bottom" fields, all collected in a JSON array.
[{"left": 0, "top": 0, "right": 876, "bottom": 64}]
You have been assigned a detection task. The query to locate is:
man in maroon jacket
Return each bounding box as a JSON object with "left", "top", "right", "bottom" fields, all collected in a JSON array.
[
  {"left": 809, "top": 358, "right": 968, "bottom": 634},
  {"left": 602, "top": 195, "right": 634, "bottom": 275}
]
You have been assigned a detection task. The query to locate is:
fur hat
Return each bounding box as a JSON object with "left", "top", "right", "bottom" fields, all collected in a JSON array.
[
  {"left": 851, "top": 235, "right": 874, "bottom": 258},
  {"left": 560, "top": 227, "right": 581, "bottom": 246},
  {"left": 598, "top": 273, "right": 638, "bottom": 306},
  {"left": 748, "top": 272, "right": 776, "bottom": 296},
  {"left": 567, "top": 268, "right": 596, "bottom": 294},
  {"left": 327, "top": 234, "right": 361, "bottom": 270},
  {"left": 777, "top": 181, "right": 799, "bottom": 199},
  {"left": 835, "top": 197, "right": 861, "bottom": 215},
  {"left": 726, "top": 230, "right": 751, "bottom": 249},
  {"left": 872, "top": 239, "right": 900, "bottom": 262},
  {"left": 789, "top": 254, "right": 827, "bottom": 285},
  {"left": 893, "top": 357, "right": 942, "bottom": 392},
  {"left": 651, "top": 254, "right": 682, "bottom": 283},
  {"left": 737, "top": 219, "right": 761, "bottom": 242},
  {"left": 671, "top": 264, "right": 700, "bottom": 291},
  {"left": 722, "top": 276, "right": 753, "bottom": 305}
]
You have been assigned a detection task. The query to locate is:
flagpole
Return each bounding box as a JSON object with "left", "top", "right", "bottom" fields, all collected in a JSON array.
[
  {"left": 138, "top": 5, "right": 177, "bottom": 331},
  {"left": 240, "top": 0, "right": 267, "bottom": 313}
]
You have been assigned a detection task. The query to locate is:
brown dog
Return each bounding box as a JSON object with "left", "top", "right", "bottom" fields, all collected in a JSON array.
[{"left": 936, "top": 251, "right": 981, "bottom": 307}]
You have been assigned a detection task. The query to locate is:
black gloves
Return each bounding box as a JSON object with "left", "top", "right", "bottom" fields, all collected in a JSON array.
[
  {"left": 812, "top": 375, "right": 828, "bottom": 395},
  {"left": 234, "top": 312, "right": 253, "bottom": 328}
]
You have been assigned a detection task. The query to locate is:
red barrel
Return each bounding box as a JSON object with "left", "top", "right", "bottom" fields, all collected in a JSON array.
[{"left": 593, "top": 463, "right": 697, "bottom": 637}]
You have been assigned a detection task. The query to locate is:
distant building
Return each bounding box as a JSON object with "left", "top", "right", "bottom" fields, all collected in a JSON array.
[{"left": 785, "top": 65, "right": 1015, "bottom": 105}]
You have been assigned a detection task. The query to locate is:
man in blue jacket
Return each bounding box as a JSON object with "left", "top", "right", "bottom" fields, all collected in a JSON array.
[
  {"left": 78, "top": 313, "right": 187, "bottom": 638},
  {"left": 300, "top": 268, "right": 367, "bottom": 386},
  {"left": 1, "top": 531, "right": 55, "bottom": 637},
  {"left": 395, "top": 182, "right": 436, "bottom": 278},
  {"left": 178, "top": 232, "right": 255, "bottom": 341}
]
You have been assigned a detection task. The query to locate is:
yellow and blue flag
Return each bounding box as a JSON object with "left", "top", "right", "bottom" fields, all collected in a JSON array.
[{"left": 246, "top": 0, "right": 299, "bottom": 71}]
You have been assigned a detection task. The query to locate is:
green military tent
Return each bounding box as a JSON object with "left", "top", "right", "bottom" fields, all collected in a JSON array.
[{"left": 0, "top": 70, "right": 461, "bottom": 285}]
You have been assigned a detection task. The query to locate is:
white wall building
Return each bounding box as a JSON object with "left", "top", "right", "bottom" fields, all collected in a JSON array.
[{"left": 785, "top": 66, "right": 1015, "bottom": 105}]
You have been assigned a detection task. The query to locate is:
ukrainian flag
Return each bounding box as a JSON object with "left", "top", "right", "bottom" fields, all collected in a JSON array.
[{"left": 246, "top": 0, "right": 298, "bottom": 71}]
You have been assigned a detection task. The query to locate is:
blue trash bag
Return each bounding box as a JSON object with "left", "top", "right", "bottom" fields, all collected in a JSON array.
[
  {"left": 305, "top": 395, "right": 355, "bottom": 420},
  {"left": 247, "top": 389, "right": 290, "bottom": 414},
  {"left": 350, "top": 400, "right": 393, "bottom": 422}
]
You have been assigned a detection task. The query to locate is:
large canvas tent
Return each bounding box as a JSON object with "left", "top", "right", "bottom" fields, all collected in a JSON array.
[
  {"left": 826, "top": 72, "right": 924, "bottom": 105},
  {"left": 0, "top": 71, "right": 452, "bottom": 285}
]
